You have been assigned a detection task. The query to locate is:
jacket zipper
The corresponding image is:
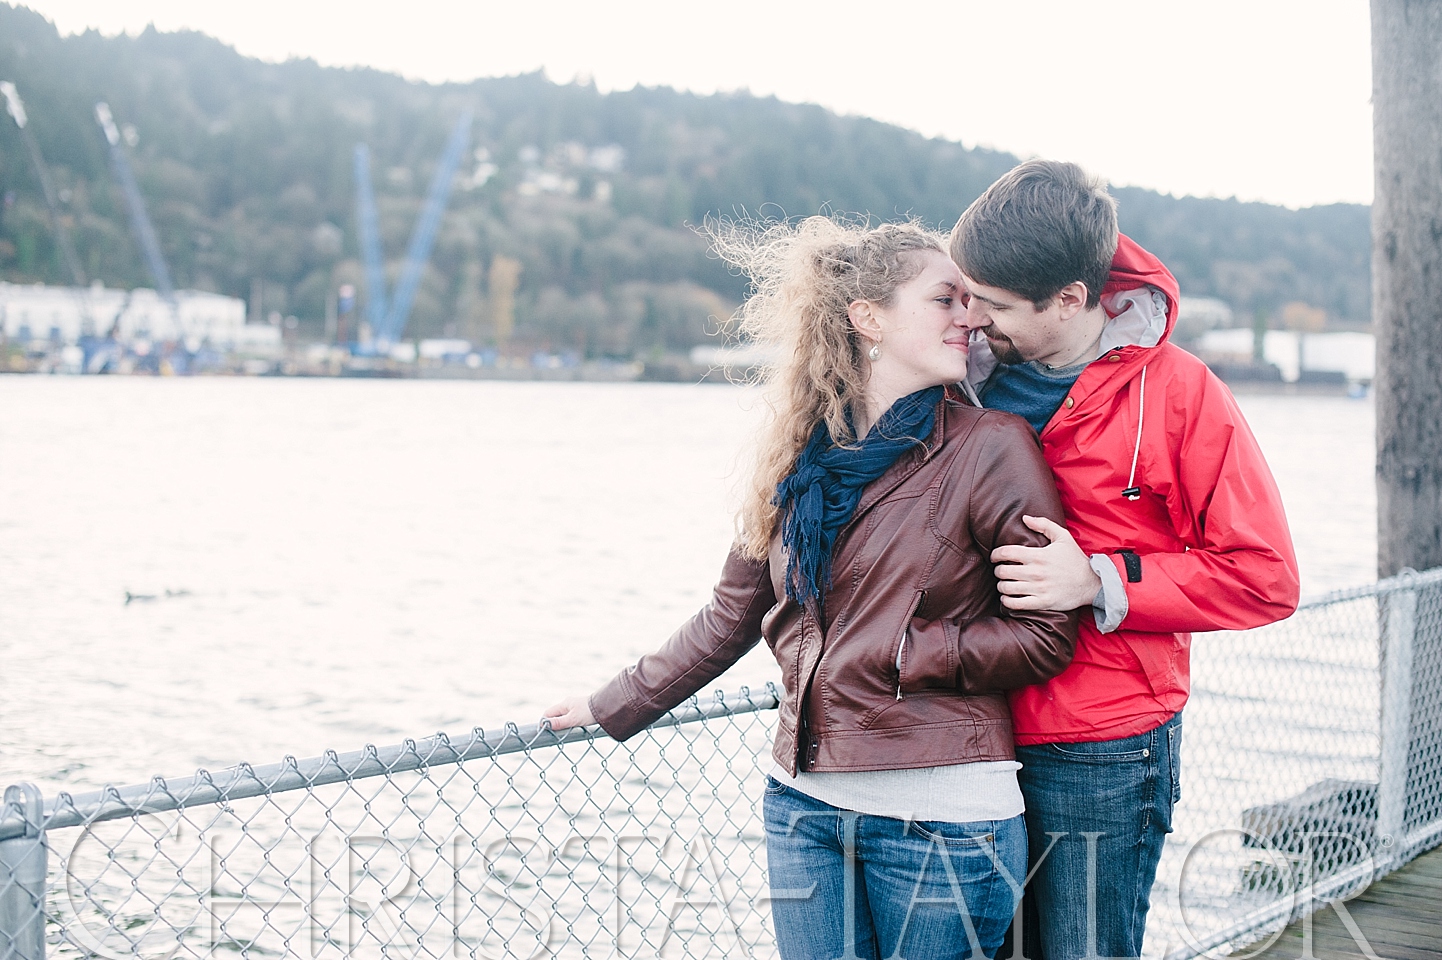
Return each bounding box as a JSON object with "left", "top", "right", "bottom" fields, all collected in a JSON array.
[
  {"left": 895, "top": 629, "right": 906, "bottom": 701},
  {"left": 894, "top": 590, "right": 926, "bottom": 701}
]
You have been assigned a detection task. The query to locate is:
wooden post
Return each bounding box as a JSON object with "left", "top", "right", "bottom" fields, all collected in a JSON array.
[
  {"left": 1373, "top": 0, "right": 1442, "bottom": 578},
  {"left": 1373, "top": 0, "right": 1442, "bottom": 854}
]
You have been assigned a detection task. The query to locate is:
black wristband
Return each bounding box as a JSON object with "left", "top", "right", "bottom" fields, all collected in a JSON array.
[{"left": 1115, "top": 549, "right": 1143, "bottom": 583}]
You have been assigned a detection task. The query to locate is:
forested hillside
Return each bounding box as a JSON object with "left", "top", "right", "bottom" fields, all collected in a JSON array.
[{"left": 0, "top": 3, "right": 1370, "bottom": 355}]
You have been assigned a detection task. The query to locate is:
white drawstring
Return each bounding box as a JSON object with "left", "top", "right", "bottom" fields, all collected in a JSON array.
[{"left": 1122, "top": 365, "right": 1147, "bottom": 501}]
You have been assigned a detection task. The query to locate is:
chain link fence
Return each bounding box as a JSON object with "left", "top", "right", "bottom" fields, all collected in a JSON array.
[
  {"left": 1154, "top": 566, "right": 1442, "bottom": 959},
  {"left": 3, "top": 569, "right": 1442, "bottom": 960}
]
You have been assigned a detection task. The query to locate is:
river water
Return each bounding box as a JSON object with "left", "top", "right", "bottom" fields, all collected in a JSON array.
[{"left": 0, "top": 378, "right": 1374, "bottom": 792}]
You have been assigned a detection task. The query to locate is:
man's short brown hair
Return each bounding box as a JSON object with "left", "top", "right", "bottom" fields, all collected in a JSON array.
[{"left": 950, "top": 159, "right": 1118, "bottom": 309}]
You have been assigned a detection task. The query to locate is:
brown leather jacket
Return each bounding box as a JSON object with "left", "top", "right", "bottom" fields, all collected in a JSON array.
[{"left": 590, "top": 391, "right": 1079, "bottom": 775}]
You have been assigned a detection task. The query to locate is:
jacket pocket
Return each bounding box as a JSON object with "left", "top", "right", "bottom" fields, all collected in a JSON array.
[
  {"left": 898, "top": 615, "right": 960, "bottom": 694},
  {"left": 1121, "top": 631, "right": 1184, "bottom": 698}
]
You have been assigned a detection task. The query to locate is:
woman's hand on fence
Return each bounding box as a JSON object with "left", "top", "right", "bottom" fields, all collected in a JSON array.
[{"left": 543, "top": 695, "right": 597, "bottom": 730}]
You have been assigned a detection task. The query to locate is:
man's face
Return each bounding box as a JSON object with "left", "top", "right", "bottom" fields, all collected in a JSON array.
[{"left": 958, "top": 273, "right": 1067, "bottom": 366}]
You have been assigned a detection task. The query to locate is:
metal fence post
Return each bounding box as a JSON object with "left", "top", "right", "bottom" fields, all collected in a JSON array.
[
  {"left": 1377, "top": 584, "right": 1417, "bottom": 861},
  {"left": 0, "top": 784, "right": 46, "bottom": 960}
]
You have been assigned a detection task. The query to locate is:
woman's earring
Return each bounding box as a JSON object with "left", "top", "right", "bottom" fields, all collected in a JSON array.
[{"left": 867, "top": 341, "right": 882, "bottom": 362}]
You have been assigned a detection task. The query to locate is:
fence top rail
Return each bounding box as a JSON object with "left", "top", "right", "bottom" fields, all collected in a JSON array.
[
  {"left": 0, "top": 683, "right": 782, "bottom": 842},
  {"left": 1298, "top": 564, "right": 1442, "bottom": 608}
]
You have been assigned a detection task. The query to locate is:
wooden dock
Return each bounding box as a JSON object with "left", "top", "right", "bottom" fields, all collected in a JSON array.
[{"left": 1240, "top": 846, "right": 1442, "bottom": 959}]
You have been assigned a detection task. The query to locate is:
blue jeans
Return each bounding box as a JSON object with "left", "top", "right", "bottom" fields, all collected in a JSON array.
[
  {"left": 763, "top": 778, "right": 1026, "bottom": 960},
  {"left": 1010, "top": 713, "right": 1182, "bottom": 960}
]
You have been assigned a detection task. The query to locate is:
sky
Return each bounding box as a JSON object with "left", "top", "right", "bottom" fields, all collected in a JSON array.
[{"left": 20, "top": 0, "right": 1374, "bottom": 209}]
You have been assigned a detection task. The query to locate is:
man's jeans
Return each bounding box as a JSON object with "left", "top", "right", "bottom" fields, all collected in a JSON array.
[
  {"left": 1012, "top": 713, "right": 1182, "bottom": 960},
  {"left": 763, "top": 777, "right": 1026, "bottom": 960}
]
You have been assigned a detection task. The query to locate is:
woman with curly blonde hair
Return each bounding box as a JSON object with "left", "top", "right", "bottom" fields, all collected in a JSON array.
[{"left": 547, "top": 217, "right": 1078, "bottom": 959}]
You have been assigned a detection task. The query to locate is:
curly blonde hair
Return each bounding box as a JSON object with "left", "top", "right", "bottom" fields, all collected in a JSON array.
[{"left": 706, "top": 216, "right": 947, "bottom": 560}]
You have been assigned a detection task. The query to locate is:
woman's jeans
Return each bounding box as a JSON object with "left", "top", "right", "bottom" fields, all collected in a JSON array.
[
  {"left": 1012, "top": 712, "right": 1183, "bottom": 960},
  {"left": 763, "top": 778, "right": 1026, "bottom": 960}
]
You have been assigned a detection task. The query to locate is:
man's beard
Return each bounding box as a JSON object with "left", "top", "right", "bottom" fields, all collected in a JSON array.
[{"left": 985, "top": 332, "right": 1026, "bottom": 366}]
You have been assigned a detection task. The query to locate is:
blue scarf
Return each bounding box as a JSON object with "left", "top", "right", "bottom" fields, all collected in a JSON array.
[{"left": 774, "top": 385, "right": 944, "bottom": 606}]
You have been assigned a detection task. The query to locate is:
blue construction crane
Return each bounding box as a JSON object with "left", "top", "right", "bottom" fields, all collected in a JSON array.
[
  {"left": 353, "top": 109, "right": 472, "bottom": 349},
  {"left": 352, "top": 144, "right": 388, "bottom": 343},
  {"left": 95, "top": 102, "right": 175, "bottom": 306},
  {"left": 1, "top": 81, "right": 86, "bottom": 285}
]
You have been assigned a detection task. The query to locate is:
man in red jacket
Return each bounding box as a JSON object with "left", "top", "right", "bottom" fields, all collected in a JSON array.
[{"left": 949, "top": 160, "right": 1300, "bottom": 959}]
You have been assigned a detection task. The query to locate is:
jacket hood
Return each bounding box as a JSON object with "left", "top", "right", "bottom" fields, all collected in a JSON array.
[{"left": 1098, "top": 233, "right": 1180, "bottom": 351}]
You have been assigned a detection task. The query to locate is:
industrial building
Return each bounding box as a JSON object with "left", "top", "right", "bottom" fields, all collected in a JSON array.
[{"left": 0, "top": 281, "right": 267, "bottom": 348}]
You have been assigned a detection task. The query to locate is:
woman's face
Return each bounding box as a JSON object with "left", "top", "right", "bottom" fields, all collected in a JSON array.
[{"left": 865, "top": 250, "right": 972, "bottom": 393}]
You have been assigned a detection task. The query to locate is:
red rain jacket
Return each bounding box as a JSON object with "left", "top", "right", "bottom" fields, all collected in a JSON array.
[{"left": 975, "top": 235, "right": 1301, "bottom": 743}]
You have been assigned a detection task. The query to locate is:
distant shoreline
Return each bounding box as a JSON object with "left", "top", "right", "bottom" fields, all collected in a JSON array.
[
  {"left": 0, "top": 364, "right": 1369, "bottom": 395},
  {"left": 1220, "top": 379, "right": 1369, "bottom": 398}
]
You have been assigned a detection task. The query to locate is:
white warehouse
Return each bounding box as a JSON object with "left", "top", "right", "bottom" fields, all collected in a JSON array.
[{"left": 0, "top": 282, "right": 255, "bottom": 346}]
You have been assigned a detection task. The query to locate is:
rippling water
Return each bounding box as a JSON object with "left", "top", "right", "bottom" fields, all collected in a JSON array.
[{"left": 0, "top": 378, "right": 1374, "bottom": 792}]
